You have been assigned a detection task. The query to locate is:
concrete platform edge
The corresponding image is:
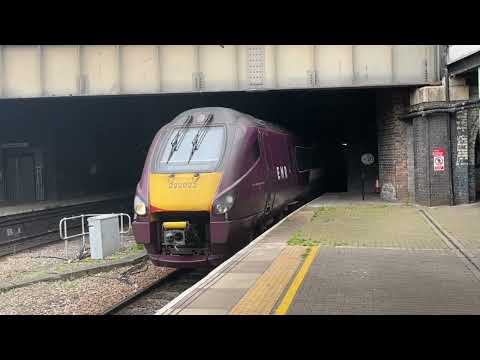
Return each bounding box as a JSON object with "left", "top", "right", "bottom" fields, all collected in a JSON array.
[
  {"left": 156, "top": 198, "right": 318, "bottom": 315},
  {"left": 415, "top": 205, "right": 480, "bottom": 280}
]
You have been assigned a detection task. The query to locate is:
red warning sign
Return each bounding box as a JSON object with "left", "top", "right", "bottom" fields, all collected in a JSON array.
[{"left": 432, "top": 148, "right": 445, "bottom": 172}]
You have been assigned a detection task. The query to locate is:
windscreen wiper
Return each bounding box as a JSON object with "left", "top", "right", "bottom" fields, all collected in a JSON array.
[
  {"left": 187, "top": 114, "right": 214, "bottom": 163},
  {"left": 166, "top": 115, "right": 193, "bottom": 163}
]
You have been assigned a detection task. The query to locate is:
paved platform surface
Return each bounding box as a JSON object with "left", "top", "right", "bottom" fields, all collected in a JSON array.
[
  {"left": 158, "top": 193, "right": 480, "bottom": 315},
  {"left": 427, "top": 203, "right": 480, "bottom": 251},
  {"left": 289, "top": 247, "right": 480, "bottom": 314}
]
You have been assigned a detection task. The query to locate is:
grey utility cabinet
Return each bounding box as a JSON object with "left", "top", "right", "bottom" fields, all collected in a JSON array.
[{"left": 87, "top": 214, "right": 120, "bottom": 259}]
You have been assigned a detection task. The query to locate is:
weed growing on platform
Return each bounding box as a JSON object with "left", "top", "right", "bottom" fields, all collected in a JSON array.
[
  {"left": 301, "top": 247, "right": 312, "bottom": 259},
  {"left": 288, "top": 230, "right": 320, "bottom": 247},
  {"left": 311, "top": 207, "right": 335, "bottom": 222},
  {"left": 104, "top": 243, "right": 145, "bottom": 261}
]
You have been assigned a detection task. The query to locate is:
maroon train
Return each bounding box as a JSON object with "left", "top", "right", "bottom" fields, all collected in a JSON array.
[{"left": 132, "top": 107, "right": 325, "bottom": 268}]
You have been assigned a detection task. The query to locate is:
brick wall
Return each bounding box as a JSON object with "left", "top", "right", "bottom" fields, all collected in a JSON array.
[
  {"left": 409, "top": 104, "right": 480, "bottom": 206},
  {"left": 413, "top": 117, "right": 429, "bottom": 205},
  {"left": 429, "top": 114, "right": 452, "bottom": 206},
  {"left": 376, "top": 89, "right": 410, "bottom": 201},
  {"left": 405, "top": 77, "right": 479, "bottom": 206},
  {"left": 451, "top": 81, "right": 479, "bottom": 204},
  {"left": 406, "top": 122, "right": 415, "bottom": 203},
  {"left": 453, "top": 110, "right": 470, "bottom": 204},
  {"left": 412, "top": 111, "right": 453, "bottom": 206},
  {"left": 467, "top": 82, "right": 479, "bottom": 202}
]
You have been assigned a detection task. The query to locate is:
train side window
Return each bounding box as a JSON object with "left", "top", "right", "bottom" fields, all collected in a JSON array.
[{"left": 240, "top": 133, "right": 261, "bottom": 174}]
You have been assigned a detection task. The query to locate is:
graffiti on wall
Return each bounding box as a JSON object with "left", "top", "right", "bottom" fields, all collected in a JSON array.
[{"left": 457, "top": 114, "right": 469, "bottom": 166}]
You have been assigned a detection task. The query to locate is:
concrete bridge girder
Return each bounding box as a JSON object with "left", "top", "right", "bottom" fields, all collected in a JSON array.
[{"left": 0, "top": 45, "right": 439, "bottom": 99}]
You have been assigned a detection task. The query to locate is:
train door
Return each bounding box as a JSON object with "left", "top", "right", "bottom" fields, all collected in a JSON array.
[
  {"left": 5, "top": 151, "right": 36, "bottom": 202},
  {"left": 259, "top": 129, "right": 275, "bottom": 215},
  {"left": 274, "top": 134, "right": 292, "bottom": 208}
]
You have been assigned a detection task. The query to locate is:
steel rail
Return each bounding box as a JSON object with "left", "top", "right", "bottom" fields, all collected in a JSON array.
[
  {"left": 102, "top": 268, "right": 190, "bottom": 315},
  {"left": 0, "top": 197, "right": 132, "bottom": 257}
]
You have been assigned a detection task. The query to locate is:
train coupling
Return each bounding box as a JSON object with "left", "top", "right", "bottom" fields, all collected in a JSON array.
[{"left": 162, "top": 221, "right": 189, "bottom": 246}]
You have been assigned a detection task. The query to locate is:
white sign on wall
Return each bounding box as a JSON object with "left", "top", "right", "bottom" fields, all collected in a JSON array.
[
  {"left": 361, "top": 153, "right": 375, "bottom": 166},
  {"left": 433, "top": 148, "right": 445, "bottom": 172}
]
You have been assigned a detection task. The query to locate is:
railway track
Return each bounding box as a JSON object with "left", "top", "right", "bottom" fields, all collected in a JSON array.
[
  {"left": 103, "top": 200, "right": 310, "bottom": 315},
  {"left": 104, "top": 267, "right": 212, "bottom": 315},
  {"left": 0, "top": 196, "right": 132, "bottom": 257}
]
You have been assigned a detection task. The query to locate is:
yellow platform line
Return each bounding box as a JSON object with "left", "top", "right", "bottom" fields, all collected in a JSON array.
[
  {"left": 229, "top": 246, "right": 305, "bottom": 315},
  {"left": 275, "top": 245, "right": 319, "bottom": 315}
]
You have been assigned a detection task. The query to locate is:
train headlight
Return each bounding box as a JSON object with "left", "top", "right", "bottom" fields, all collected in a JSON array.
[
  {"left": 134, "top": 195, "right": 147, "bottom": 216},
  {"left": 213, "top": 192, "right": 236, "bottom": 215}
]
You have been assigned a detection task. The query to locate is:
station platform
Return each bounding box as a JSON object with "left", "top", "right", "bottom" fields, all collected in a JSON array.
[
  {"left": 157, "top": 193, "right": 480, "bottom": 315},
  {"left": 0, "top": 192, "right": 132, "bottom": 217}
]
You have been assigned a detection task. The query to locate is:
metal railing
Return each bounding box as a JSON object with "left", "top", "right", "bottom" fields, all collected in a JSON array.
[{"left": 59, "top": 213, "right": 132, "bottom": 258}]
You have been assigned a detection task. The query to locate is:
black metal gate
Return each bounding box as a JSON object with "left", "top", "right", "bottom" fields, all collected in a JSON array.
[{"left": 5, "top": 150, "right": 36, "bottom": 202}]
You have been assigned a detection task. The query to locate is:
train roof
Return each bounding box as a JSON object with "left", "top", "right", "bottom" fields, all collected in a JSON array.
[{"left": 171, "top": 107, "right": 291, "bottom": 134}]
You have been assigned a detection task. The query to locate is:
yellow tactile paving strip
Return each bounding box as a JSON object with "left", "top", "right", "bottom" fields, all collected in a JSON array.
[
  {"left": 275, "top": 246, "right": 319, "bottom": 315},
  {"left": 229, "top": 246, "right": 305, "bottom": 315}
]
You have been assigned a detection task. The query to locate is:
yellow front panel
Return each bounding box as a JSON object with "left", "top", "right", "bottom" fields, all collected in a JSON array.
[
  {"left": 163, "top": 221, "right": 187, "bottom": 230},
  {"left": 149, "top": 172, "right": 223, "bottom": 212}
]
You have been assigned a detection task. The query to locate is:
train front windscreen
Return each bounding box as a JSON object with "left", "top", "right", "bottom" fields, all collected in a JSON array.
[{"left": 152, "top": 125, "right": 226, "bottom": 173}]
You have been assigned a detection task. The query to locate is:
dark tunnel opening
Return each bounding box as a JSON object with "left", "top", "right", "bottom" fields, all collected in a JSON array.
[{"left": 0, "top": 88, "right": 379, "bottom": 204}]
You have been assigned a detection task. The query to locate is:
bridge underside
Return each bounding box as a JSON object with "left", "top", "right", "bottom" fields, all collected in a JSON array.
[
  {"left": 0, "top": 89, "right": 384, "bottom": 203},
  {"left": 1, "top": 45, "right": 477, "bottom": 208},
  {"left": 0, "top": 45, "right": 438, "bottom": 99}
]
